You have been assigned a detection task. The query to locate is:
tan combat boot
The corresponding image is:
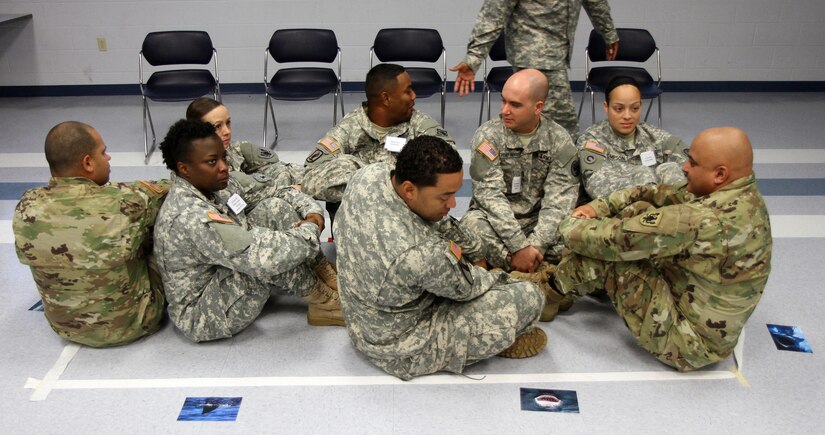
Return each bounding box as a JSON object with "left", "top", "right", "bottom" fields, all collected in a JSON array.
[
  {"left": 498, "top": 327, "right": 547, "bottom": 358},
  {"left": 313, "top": 257, "right": 338, "bottom": 291},
  {"left": 304, "top": 279, "right": 345, "bottom": 327},
  {"left": 510, "top": 266, "right": 572, "bottom": 322}
]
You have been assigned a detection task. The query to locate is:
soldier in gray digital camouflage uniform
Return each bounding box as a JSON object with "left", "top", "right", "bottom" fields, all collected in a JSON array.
[
  {"left": 186, "top": 97, "right": 303, "bottom": 187},
  {"left": 302, "top": 64, "right": 455, "bottom": 222},
  {"left": 548, "top": 127, "right": 772, "bottom": 370},
  {"left": 14, "top": 121, "right": 167, "bottom": 347},
  {"left": 578, "top": 76, "right": 689, "bottom": 200},
  {"left": 335, "top": 136, "right": 546, "bottom": 380},
  {"left": 154, "top": 120, "right": 342, "bottom": 343},
  {"left": 452, "top": 0, "right": 619, "bottom": 137}
]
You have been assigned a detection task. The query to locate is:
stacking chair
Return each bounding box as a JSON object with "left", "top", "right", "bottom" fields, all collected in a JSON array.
[
  {"left": 139, "top": 31, "right": 220, "bottom": 162},
  {"left": 578, "top": 28, "right": 662, "bottom": 128},
  {"left": 370, "top": 28, "right": 446, "bottom": 125},
  {"left": 478, "top": 33, "right": 514, "bottom": 125},
  {"left": 264, "top": 28, "right": 343, "bottom": 147}
]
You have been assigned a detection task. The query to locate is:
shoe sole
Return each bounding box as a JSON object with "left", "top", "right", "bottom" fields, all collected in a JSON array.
[{"left": 498, "top": 328, "right": 547, "bottom": 359}]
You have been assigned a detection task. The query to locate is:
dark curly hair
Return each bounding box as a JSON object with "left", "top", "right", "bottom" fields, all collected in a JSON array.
[
  {"left": 605, "top": 76, "right": 640, "bottom": 103},
  {"left": 393, "top": 135, "right": 463, "bottom": 187},
  {"left": 160, "top": 119, "right": 218, "bottom": 172}
]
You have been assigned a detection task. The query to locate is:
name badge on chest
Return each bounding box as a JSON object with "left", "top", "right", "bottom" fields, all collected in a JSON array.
[
  {"left": 227, "top": 193, "right": 248, "bottom": 215},
  {"left": 640, "top": 150, "right": 657, "bottom": 167},
  {"left": 511, "top": 176, "right": 522, "bottom": 194},
  {"left": 384, "top": 136, "right": 407, "bottom": 153}
]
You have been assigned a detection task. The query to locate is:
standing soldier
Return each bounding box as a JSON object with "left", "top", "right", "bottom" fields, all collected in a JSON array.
[{"left": 14, "top": 121, "right": 167, "bottom": 347}]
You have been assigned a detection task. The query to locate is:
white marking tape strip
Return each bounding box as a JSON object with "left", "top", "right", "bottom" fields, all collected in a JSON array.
[
  {"left": 29, "top": 343, "right": 80, "bottom": 401},
  {"left": 24, "top": 369, "right": 735, "bottom": 393}
]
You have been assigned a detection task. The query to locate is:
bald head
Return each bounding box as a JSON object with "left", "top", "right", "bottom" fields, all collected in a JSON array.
[
  {"left": 45, "top": 121, "right": 98, "bottom": 176},
  {"left": 684, "top": 126, "right": 754, "bottom": 196},
  {"left": 504, "top": 69, "right": 549, "bottom": 104}
]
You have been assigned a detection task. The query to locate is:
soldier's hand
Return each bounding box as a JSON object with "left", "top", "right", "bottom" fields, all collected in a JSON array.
[
  {"left": 473, "top": 258, "right": 488, "bottom": 269},
  {"left": 295, "top": 213, "right": 325, "bottom": 232},
  {"left": 450, "top": 63, "right": 476, "bottom": 96},
  {"left": 571, "top": 205, "right": 597, "bottom": 219},
  {"left": 606, "top": 41, "right": 620, "bottom": 61},
  {"left": 510, "top": 246, "right": 542, "bottom": 273}
]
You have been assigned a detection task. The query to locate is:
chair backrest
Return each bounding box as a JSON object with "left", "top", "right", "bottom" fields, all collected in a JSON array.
[
  {"left": 141, "top": 31, "right": 215, "bottom": 66},
  {"left": 372, "top": 28, "right": 444, "bottom": 62},
  {"left": 268, "top": 29, "right": 339, "bottom": 63},
  {"left": 490, "top": 33, "right": 507, "bottom": 62},
  {"left": 587, "top": 28, "right": 656, "bottom": 63}
]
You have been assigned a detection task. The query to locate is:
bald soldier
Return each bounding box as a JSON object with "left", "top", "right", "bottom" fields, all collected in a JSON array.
[
  {"left": 460, "top": 69, "right": 579, "bottom": 320},
  {"left": 547, "top": 127, "right": 772, "bottom": 370},
  {"left": 14, "top": 121, "right": 168, "bottom": 347}
]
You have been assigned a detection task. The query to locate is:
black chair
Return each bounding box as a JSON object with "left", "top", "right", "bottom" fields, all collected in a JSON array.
[
  {"left": 264, "top": 28, "right": 343, "bottom": 147},
  {"left": 578, "top": 28, "right": 662, "bottom": 128},
  {"left": 478, "top": 33, "right": 514, "bottom": 125},
  {"left": 139, "top": 31, "right": 220, "bottom": 163},
  {"left": 370, "top": 28, "right": 446, "bottom": 125}
]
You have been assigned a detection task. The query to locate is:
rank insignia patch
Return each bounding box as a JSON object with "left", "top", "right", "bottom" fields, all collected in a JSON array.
[
  {"left": 476, "top": 141, "right": 499, "bottom": 161},
  {"left": 639, "top": 211, "right": 662, "bottom": 227}
]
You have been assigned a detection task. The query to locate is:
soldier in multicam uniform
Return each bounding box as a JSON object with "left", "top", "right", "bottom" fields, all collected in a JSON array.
[
  {"left": 335, "top": 136, "right": 546, "bottom": 380},
  {"left": 186, "top": 97, "right": 303, "bottom": 187},
  {"left": 452, "top": 0, "right": 619, "bottom": 137},
  {"left": 460, "top": 69, "right": 579, "bottom": 320},
  {"left": 547, "top": 127, "right": 772, "bottom": 370},
  {"left": 13, "top": 121, "right": 167, "bottom": 347},
  {"left": 154, "top": 120, "right": 342, "bottom": 343},
  {"left": 302, "top": 63, "right": 455, "bottom": 222},
  {"left": 578, "top": 76, "right": 689, "bottom": 200}
]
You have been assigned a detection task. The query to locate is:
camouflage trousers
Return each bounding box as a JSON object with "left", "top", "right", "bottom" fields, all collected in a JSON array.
[
  {"left": 183, "top": 197, "right": 319, "bottom": 342},
  {"left": 554, "top": 201, "right": 719, "bottom": 371},
  {"left": 516, "top": 67, "right": 579, "bottom": 138},
  {"left": 460, "top": 209, "right": 561, "bottom": 270},
  {"left": 258, "top": 161, "right": 306, "bottom": 187},
  {"left": 394, "top": 274, "right": 543, "bottom": 379},
  {"left": 303, "top": 155, "right": 366, "bottom": 203}
]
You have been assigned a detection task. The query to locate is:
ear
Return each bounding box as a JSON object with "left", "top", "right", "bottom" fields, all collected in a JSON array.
[
  {"left": 714, "top": 165, "right": 730, "bottom": 186},
  {"left": 80, "top": 154, "right": 95, "bottom": 176},
  {"left": 177, "top": 161, "right": 190, "bottom": 179},
  {"left": 603, "top": 100, "right": 609, "bottom": 114},
  {"left": 534, "top": 100, "right": 544, "bottom": 116},
  {"left": 381, "top": 90, "right": 392, "bottom": 107},
  {"left": 399, "top": 180, "right": 418, "bottom": 201}
]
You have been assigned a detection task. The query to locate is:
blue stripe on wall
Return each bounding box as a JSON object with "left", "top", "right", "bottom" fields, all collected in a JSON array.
[{"left": 3, "top": 179, "right": 825, "bottom": 201}]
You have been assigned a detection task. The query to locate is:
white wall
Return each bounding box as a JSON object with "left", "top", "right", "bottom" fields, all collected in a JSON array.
[{"left": 0, "top": 0, "right": 823, "bottom": 87}]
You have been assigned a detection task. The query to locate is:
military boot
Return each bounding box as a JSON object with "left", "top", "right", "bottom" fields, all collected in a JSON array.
[
  {"left": 536, "top": 262, "right": 574, "bottom": 316},
  {"left": 303, "top": 279, "right": 345, "bottom": 327},
  {"left": 313, "top": 257, "right": 338, "bottom": 292},
  {"left": 510, "top": 266, "right": 571, "bottom": 322},
  {"left": 498, "top": 327, "right": 547, "bottom": 358}
]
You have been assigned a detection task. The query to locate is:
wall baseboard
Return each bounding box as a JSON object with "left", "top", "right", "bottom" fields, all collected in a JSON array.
[{"left": 1, "top": 81, "right": 823, "bottom": 97}]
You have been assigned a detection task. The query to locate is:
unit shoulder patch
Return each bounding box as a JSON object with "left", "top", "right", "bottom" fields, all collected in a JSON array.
[{"left": 639, "top": 211, "right": 662, "bottom": 227}]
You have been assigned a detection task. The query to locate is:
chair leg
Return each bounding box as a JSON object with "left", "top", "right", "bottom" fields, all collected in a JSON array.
[
  {"left": 486, "top": 89, "right": 492, "bottom": 122},
  {"left": 338, "top": 85, "right": 345, "bottom": 123},
  {"left": 478, "top": 88, "right": 485, "bottom": 126},
  {"left": 269, "top": 98, "right": 279, "bottom": 148},
  {"left": 332, "top": 91, "right": 338, "bottom": 125},
  {"left": 440, "top": 87, "right": 446, "bottom": 126},
  {"left": 263, "top": 96, "right": 279, "bottom": 148},
  {"left": 577, "top": 88, "right": 586, "bottom": 121},
  {"left": 657, "top": 95, "right": 662, "bottom": 128},
  {"left": 142, "top": 97, "right": 157, "bottom": 164},
  {"left": 590, "top": 90, "right": 596, "bottom": 126},
  {"left": 262, "top": 94, "right": 269, "bottom": 146}
]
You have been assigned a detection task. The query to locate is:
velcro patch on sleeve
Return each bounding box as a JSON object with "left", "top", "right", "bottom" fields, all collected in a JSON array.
[
  {"left": 476, "top": 140, "right": 499, "bottom": 161},
  {"left": 207, "top": 211, "right": 234, "bottom": 224},
  {"left": 319, "top": 136, "right": 340, "bottom": 153},
  {"left": 449, "top": 240, "right": 462, "bottom": 260},
  {"left": 138, "top": 180, "right": 167, "bottom": 194},
  {"left": 639, "top": 211, "right": 662, "bottom": 227},
  {"left": 584, "top": 141, "right": 605, "bottom": 154}
]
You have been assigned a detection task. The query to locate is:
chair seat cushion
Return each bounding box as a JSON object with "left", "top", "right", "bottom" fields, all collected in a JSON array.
[
  {"left": 143, "top": 70, "right": 216, "bottom": 101},
  {"left": 267, "top": 68, "right": 339, "bottom": 101}
]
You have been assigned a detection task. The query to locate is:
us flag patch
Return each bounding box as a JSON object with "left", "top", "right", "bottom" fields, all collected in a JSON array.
[
  {"left": 319, "top": 136, "right": 340, "bottom": 153},
  {"left": 207, "top": 211, "right": 233, "bottom": 224},
  {"left": 584, "top": 141, "right": 605, "bottom": 154},
  {"left": 476, "top": 141, "right": 498, "bottom": 161},
  {"left": 449, "top": 240, "right": 462, "bottom": 260},
  {"left": 138, "top": 180, "right": 166, "bottom": 194}
]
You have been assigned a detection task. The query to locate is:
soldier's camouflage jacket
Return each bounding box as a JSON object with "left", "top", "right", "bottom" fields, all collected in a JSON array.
[
  {"left": 226, "top": 140, "right": 304, "bottom": 186},
  {"left": 14, "top": 177, "right": 169, "bottom": 347}
]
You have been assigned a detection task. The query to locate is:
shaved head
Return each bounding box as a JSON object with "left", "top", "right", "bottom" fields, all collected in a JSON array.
[
  {"left": 505, "top": 69, "right": 549, "bottom": 104},
  {"left": 45, "top": 121, "right": 97, "bottom": 176},
  {"left": 684, "top": 127, "right": 754, "bottom": 196}
]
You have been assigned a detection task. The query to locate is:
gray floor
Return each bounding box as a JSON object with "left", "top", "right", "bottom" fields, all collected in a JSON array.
[{"left": 0, "top": 91, "right": 824, "bottom": 434}]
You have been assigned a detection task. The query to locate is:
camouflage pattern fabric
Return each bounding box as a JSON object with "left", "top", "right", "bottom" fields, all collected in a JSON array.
[
  {"left": 553, "top": 176, "right": 772, "bottom": 370},
  {"left": 302, "top": 103, "right": 455, "bottom": 202},
  {"left": 226, "top": 140, "right": 304, "bottom": 186},
  {"left": 154, "top": 173, "right": 322, "bottom": 342},
  {"left": 335, "top": 163, "right": 543, "bottom": 380},
  {"left": 460, "top": 116, "right": 580, "bottom": 269},
  {"left": 577, "top": 120, "right": 689, "bottom": 199},
  {"left": 462, "top": 0, "right": 618, "bottom": 135},
  {"left": 13, "top": 177, "right": 169, "bottom": 347}
]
